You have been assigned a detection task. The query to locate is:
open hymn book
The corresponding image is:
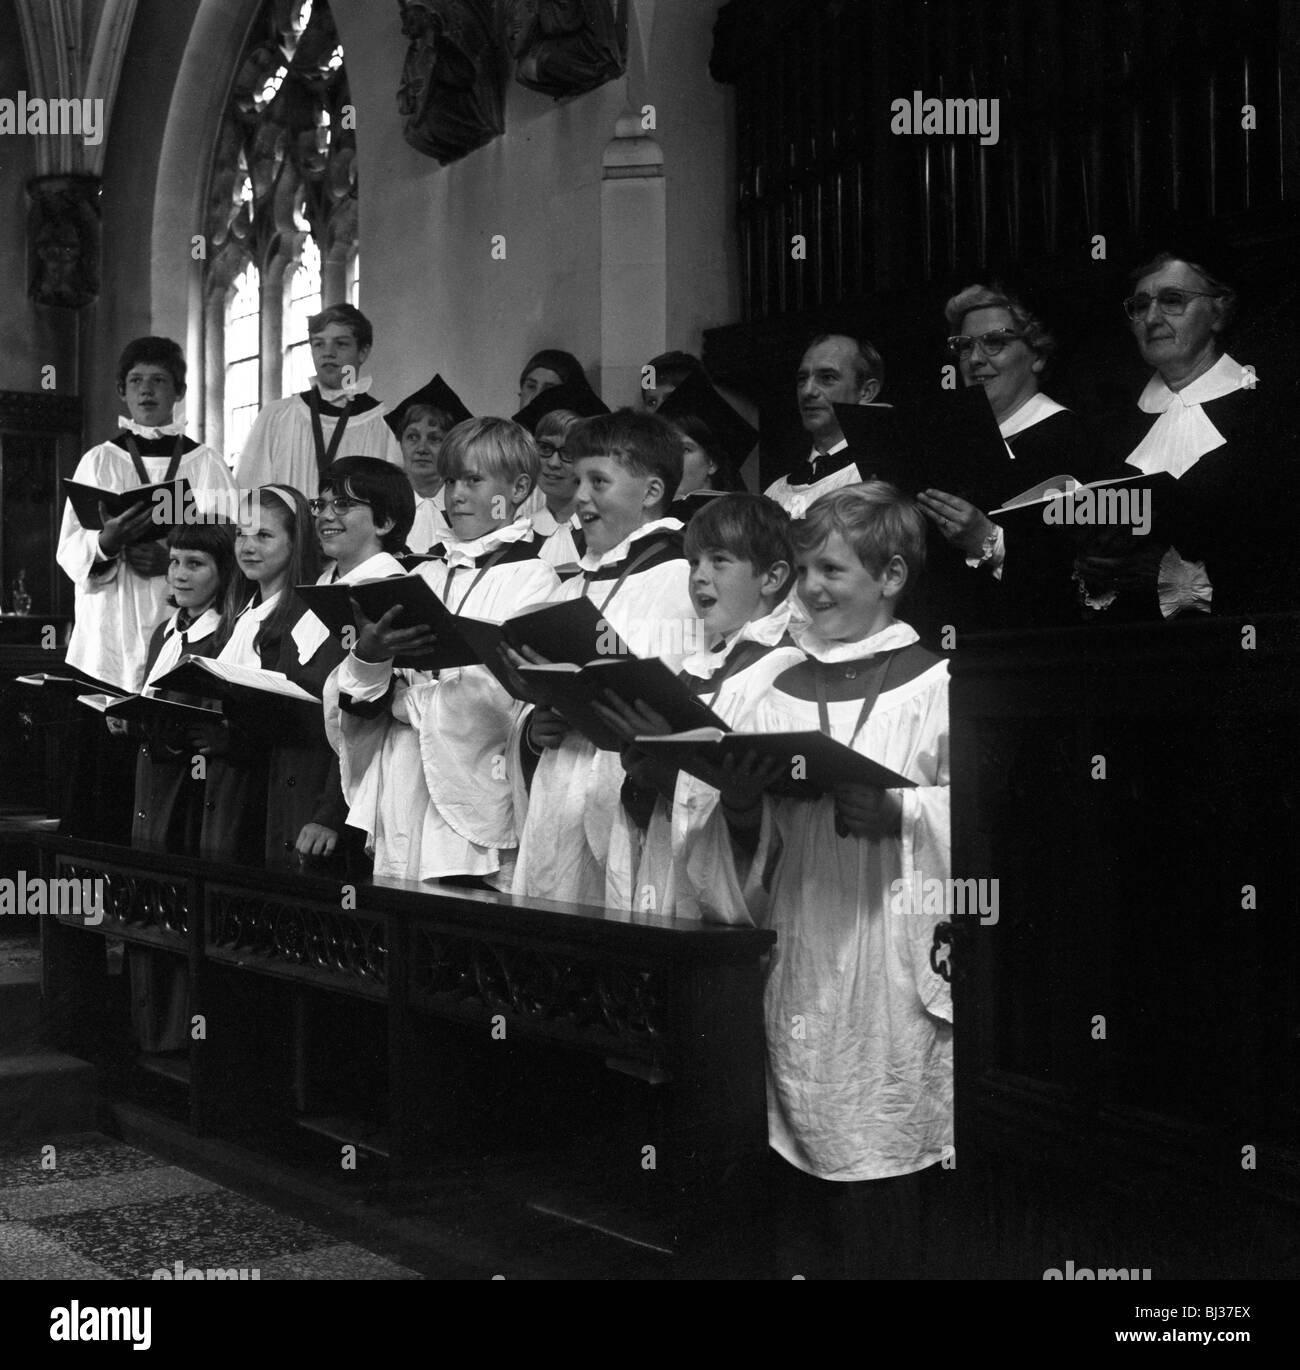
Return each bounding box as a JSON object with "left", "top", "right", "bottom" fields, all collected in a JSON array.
[
  {"left": 634, "top": 728, "right": 915, "bottom": 797},
  {"left": 989, "top": 470, "right": 1176, "bottom": 519}
]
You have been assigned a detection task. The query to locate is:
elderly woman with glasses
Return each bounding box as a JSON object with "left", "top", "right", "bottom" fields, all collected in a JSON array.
[
  {"left": 1075, "top": 243, "right": 1290, "bottom": 619},
  {"left": 917, "top": 283, "right": 1099, "bottom": 627}
]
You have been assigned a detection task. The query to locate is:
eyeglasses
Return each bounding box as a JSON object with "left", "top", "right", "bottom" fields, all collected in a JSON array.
[
  {"left": 946, "top": 330, "right": 1026, "bottom": 358},
  {"left": 538, "top": 441, "right": 574, "bottom": 466},
  {"left": 308, "top": 496, "right": 371, "bottom": 516},
  {"left": 1121, "top": 288, "right": 1221, "bottom": 321}
]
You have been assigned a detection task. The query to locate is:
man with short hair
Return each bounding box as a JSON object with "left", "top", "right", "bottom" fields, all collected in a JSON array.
[{"left": 764, "top": 333, "right": 885, "bottom": 513}]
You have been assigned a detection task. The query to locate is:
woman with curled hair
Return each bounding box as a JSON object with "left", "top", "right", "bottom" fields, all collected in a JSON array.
[{"left": 917, "top": 282, "right": 1099, "bottom": 628}]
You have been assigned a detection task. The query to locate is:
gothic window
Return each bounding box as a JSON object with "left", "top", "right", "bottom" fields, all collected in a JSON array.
[
  {"left": 203, "top": 0, "right": 358, "bottom": 458},
  {"left": 282, "top": 235, "right": 322, "bottom": 396},
  {"left": 223, "top": 262, "right": 261, "bottom": 466}
]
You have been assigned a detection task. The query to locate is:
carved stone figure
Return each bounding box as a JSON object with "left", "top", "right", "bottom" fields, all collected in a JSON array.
[
  {"left": 506, "top": 0, "right": 625, "bottom": 99},
  {"left": 27, "top": 175, "right": 100, "bottom": 309},
  {"left": 397, "top": 0, "right": 504, "bottom": 164}
]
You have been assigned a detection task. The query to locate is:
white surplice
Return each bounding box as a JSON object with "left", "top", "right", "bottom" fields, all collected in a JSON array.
[
  {"left": 620, "top": 601, "right": 804, "bottom": 917},
  {"left": 511, "top": 518, "right": 693, "bottom": 905},
  {"left": 329, "top": 521, "right": 558, "bottom": 885},
  {"left": 681, "top": 619, "right": 953, "bottom": 1182},
  {"left": 233, "top": 386, "right": 403, "bottom": 502},
  {"left": 56, "top": 432, "right": 236, "bottom": 691}
]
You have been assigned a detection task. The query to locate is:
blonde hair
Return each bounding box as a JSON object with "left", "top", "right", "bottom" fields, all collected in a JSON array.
[
  {"left": 792, "top": 481, "right": 926, "bottom": 583},
  {"left": 437, "top": 416, "right": 540, "bottom": 491}
]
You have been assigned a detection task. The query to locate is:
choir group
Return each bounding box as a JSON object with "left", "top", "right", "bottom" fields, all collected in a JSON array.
[{"left": 47, "top": 234, "right": 1288, "bottom": 1275}]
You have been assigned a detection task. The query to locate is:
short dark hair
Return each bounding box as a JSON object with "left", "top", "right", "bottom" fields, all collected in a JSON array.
[
  {"left": 567, "top": 409, "right": 684, "bottom": 517},
  {"left": 791, "top": 482, "right": 926, "bottom": 586},
  {"left": 307, "top": 303, "right": 374, "bottom": 351},
  {"left": 518, "top": 349, "right": 585, "bottom": 389},
  {"left": 684, "top": 493, "right": 795, "bottom": 600},
  {"left": 319, "top": 456, "right": 416, "bottom": 552},
  {"left": 117, "top": 337, "right": 186, "bottom": 395},
  {"left": 646, "top": 351, "right": 705, "bottom": 389},
  {"left": 803, "top": 333, "right": 885, "bottom": 395},
  {"left": 165, "top": 519, "right": 237, "bottom": 610}
]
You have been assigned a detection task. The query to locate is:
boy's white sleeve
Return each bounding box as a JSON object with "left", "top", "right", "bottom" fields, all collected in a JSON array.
[
  {"left": 895, "top": 674, "right": 952, "bottom": 1023},
  {"left": 336, "top": 650, "right": 395, "bottom": 703},
  {"left": 232, "top": 402, "right": 277, "bottom": 489},
  {"left": 56, "top": 448, "right": 117, "bottom": 588}
]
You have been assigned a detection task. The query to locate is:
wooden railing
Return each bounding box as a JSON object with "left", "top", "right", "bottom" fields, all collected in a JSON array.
[{"left": 36, "top": 835, "right": 774, "bottom": 1256}]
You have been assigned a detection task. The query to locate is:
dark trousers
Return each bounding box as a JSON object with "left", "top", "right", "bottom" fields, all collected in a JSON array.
[{"left": 763, "top": 1151, "right": 951, "bottom": 1280}]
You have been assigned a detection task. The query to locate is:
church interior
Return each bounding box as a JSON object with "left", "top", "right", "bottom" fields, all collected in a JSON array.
[{"left": 0, "top": 0, "right": 1297, "bottom": 1303}]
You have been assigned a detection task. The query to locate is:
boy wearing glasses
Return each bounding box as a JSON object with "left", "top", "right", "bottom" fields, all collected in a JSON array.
[{"left": 235, "top": 304, "right": 403, "bottom": 502}]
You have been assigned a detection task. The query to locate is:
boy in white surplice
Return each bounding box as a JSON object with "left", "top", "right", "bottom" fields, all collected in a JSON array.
[
  {"left": 682, "top": 482, "right": 952, "bottom": 1278},
  {"left": 328, "top": 419, "right": 559, "bottom": 889}
]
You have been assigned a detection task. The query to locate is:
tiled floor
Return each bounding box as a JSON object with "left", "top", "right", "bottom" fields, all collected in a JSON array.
[{"left": 0, "top": 1132, "right": 421, "bottom": 1280}]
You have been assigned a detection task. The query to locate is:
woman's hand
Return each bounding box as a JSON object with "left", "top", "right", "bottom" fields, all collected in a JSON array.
[
  {"left": 832, "top": 784, "right": 902, "bottom": 839},
  {"left": 918, "top": 489, "right": 997, "bottom": 558},
  {"left": 97, "top": 499, "right": 156, "bottom": 559},
  {"left": 350, "top": 599, "right": 439, "bottom": 663},
  {"left": 295, "top": 822, "right": 339, "bottom": 859}
]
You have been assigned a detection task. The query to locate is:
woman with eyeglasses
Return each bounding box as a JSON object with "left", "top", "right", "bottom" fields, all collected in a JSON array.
[
  {"left": 917, "top": 283, "right": 1099, "bottom": 627},
  {"left": 1075, "top": 243, "right": 1289, "bottom": 619}
]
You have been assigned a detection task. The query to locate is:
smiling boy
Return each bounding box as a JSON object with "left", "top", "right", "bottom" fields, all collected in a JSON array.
[
  {"left": 329, "top": 419, "right": 559, "bottom": 887},
  {"left": 682, "top": 482, "right": 953, "bottom": 1278},
  {"left": 511, "top": 409, "right": 694, "bottom": 905},
  {"left": 235, "top": 304, "right": 402, "bottom": 501}
]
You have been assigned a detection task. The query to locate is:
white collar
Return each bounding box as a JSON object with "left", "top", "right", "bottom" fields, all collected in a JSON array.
[
  {"left": 681, "top": 601, "right": 794, "bottom": 677},
  {"left": 1138, "top": 353, "right": 1250, "bottom": 412},
  {"left": 322, "top": 551, "right": 406, "bottom": 585},
  {"left": 314, "top": 375, "right": 375, "bottom": 404},
  {"left": 163, "top": 606, "right": 221, "bottom": 641},
  {"left": 442, "top": 514, "right": 535, "bottom": 568},
  {"left": 119, "top": 415, "right": 186, "bottom": 439},
  {"left": 793, "top": 617, "right": 918, "bottom": 664},
  {"left": 999, "top": 391, "right": 1067, "bottom": 438},
  {"left": 237, "top": 589, "right": 282, "bottom": 623},
  {"left": 1128, "top": 354, "right": 1250, "bottom": 479},
  {"left": 810, "top": 436, "right": 849, "bottom": 461},
  {"left": 577, "top": 516, "right": 682, "bottom": 574}
]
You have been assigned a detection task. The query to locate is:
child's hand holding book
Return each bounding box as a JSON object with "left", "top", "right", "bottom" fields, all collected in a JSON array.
[
  {"left": 832, "top": 784, "right": 903, "bottom": 840},
  {"left": 349, "top": 598, "right": 440, "bottom": 664},
  {"left": 96, "top": 499, "right": 156, "bottom": 559}
]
